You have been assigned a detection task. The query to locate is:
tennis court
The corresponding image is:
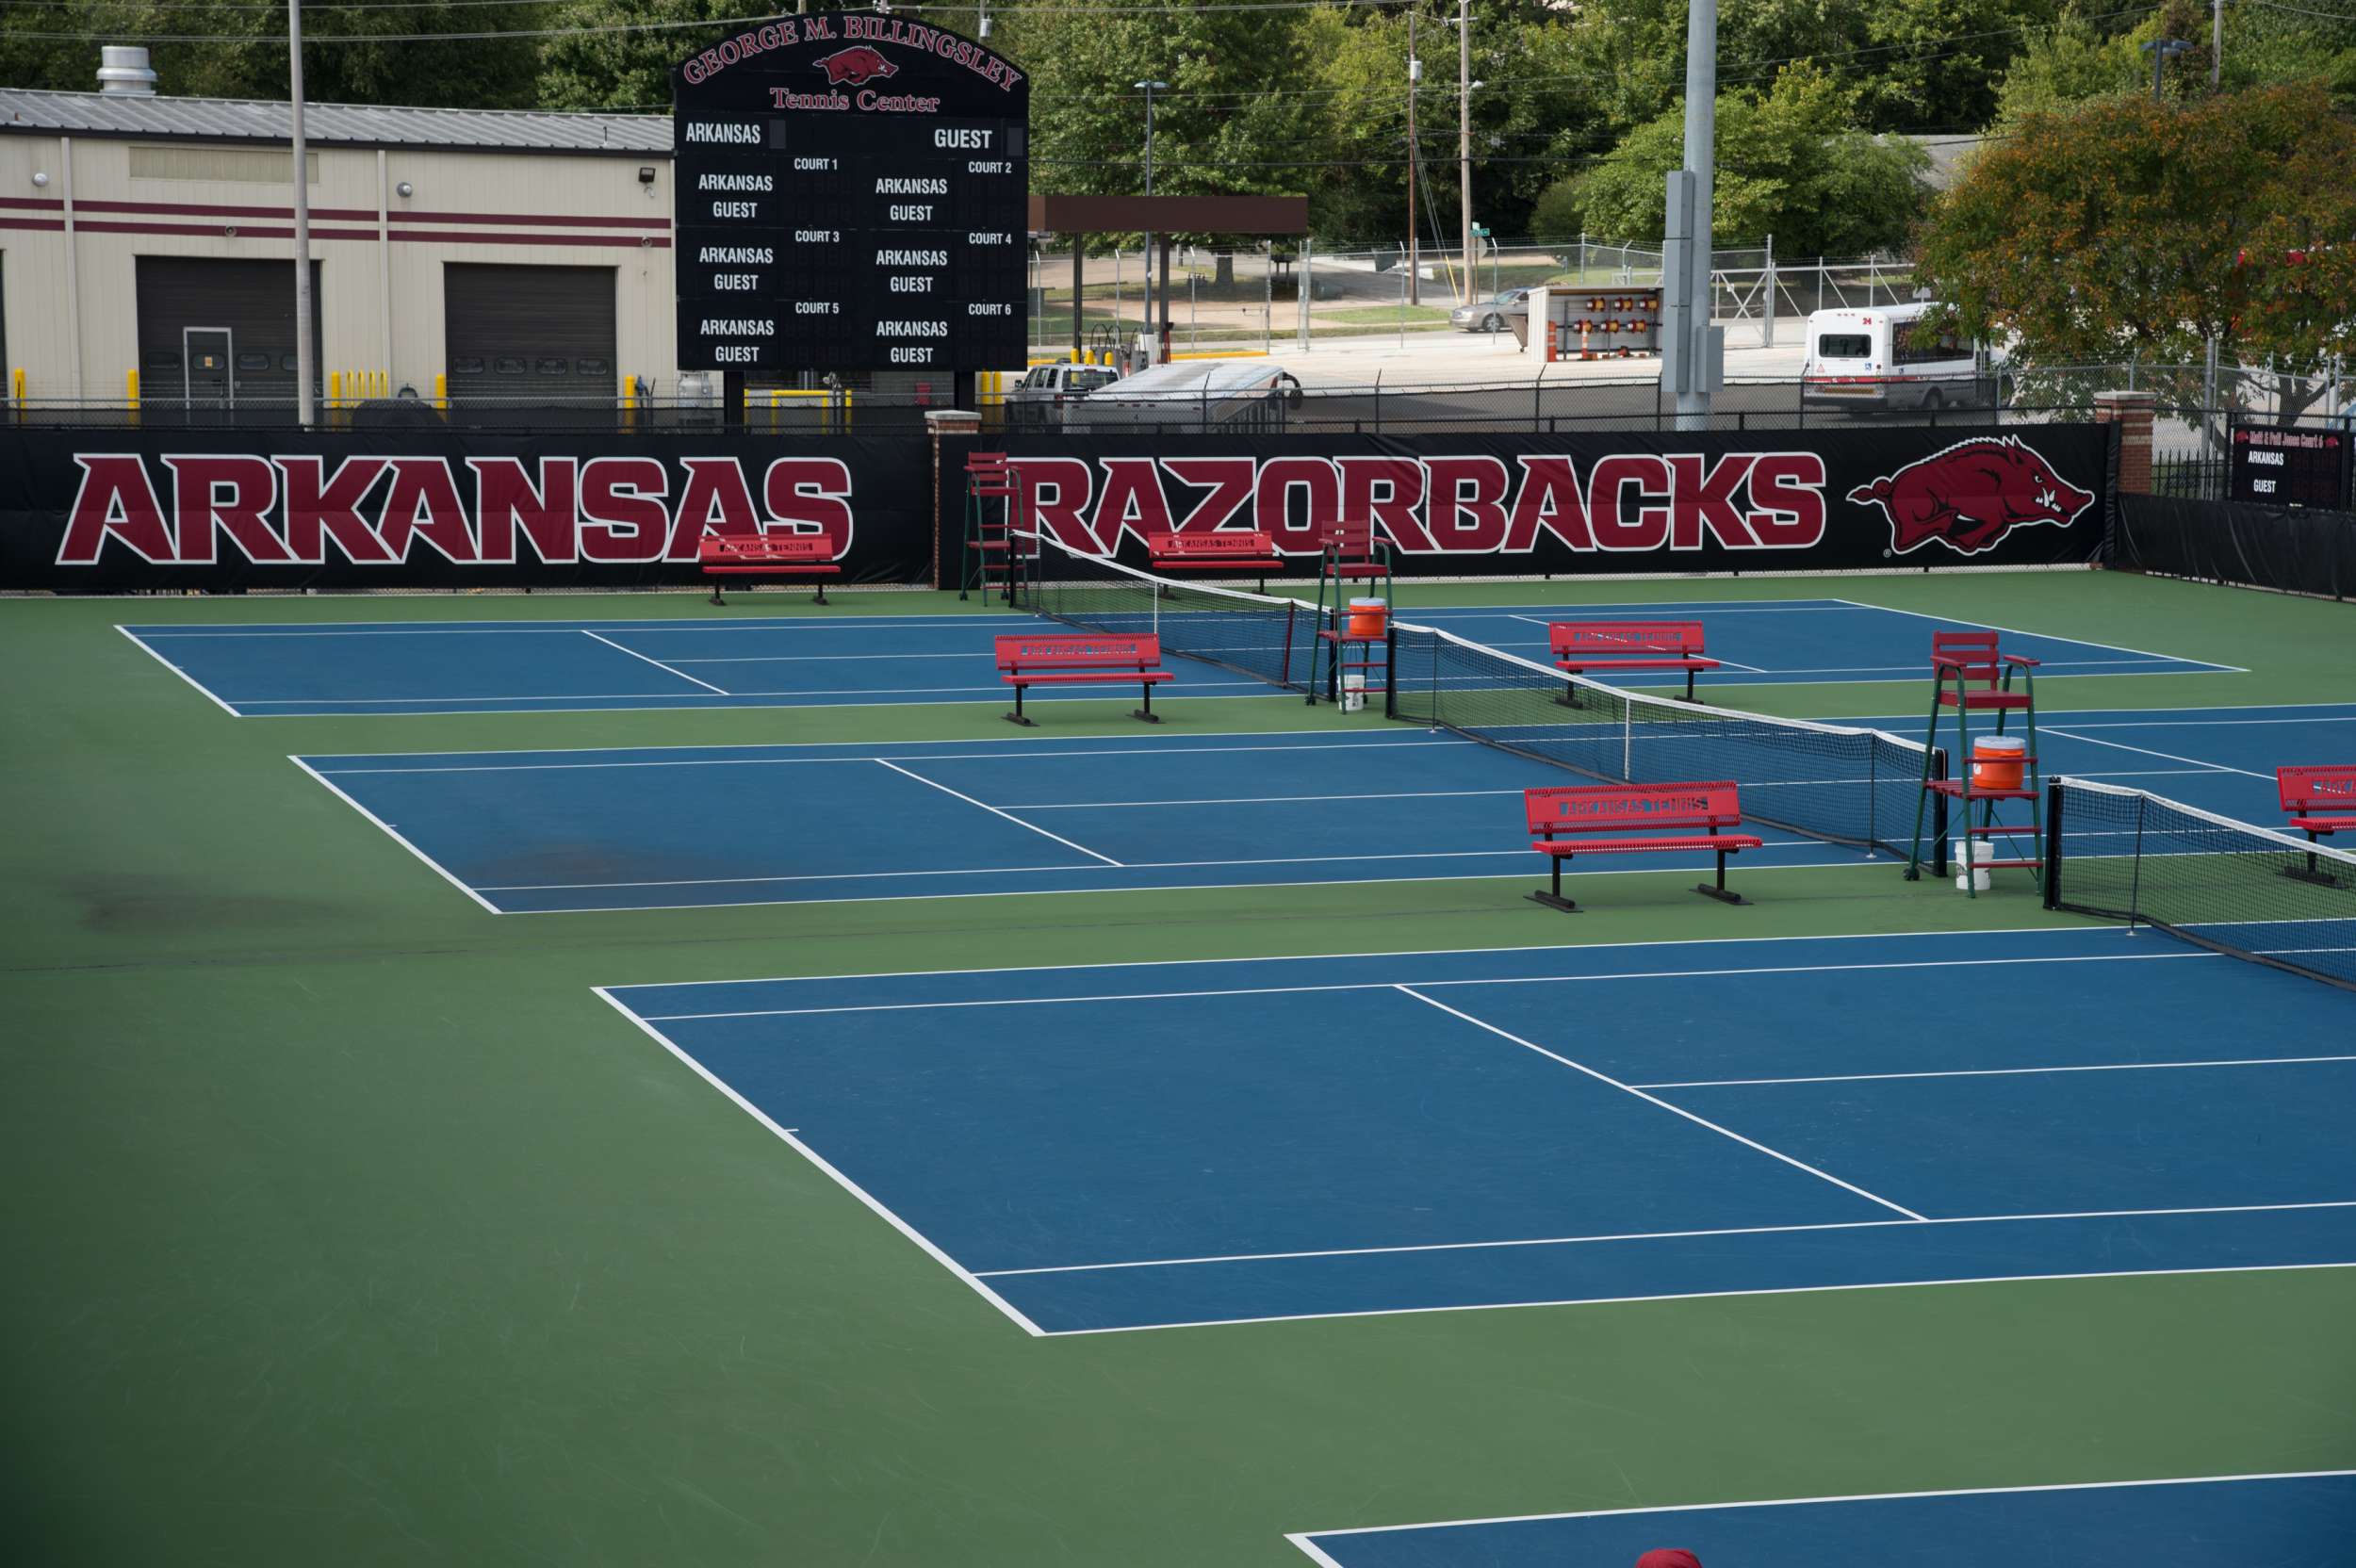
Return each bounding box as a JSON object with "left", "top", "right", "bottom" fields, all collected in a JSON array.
[
  {"left": 602, "top": 925, "right": 2356, "bottom": 1336},
  {"left": 122, "top": 596, "right": 2233, "bottom": 716},
  {"left": 15, "top": 556, "right": 2355, "bottom": 1568},
  {"left": 297, "top": 703, "right": 2355, "bottom": 912},
  {"left": 1290, "top": 1472, "right": 2356, "bottom": 1566}
]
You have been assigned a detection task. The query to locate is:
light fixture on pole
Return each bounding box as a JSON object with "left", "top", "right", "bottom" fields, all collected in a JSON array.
[
  {"left": 2140, "top": 38, "right": 2194, "bottom": 102},
  {"left": 1134, "top": 79, "right": 1167, "bottom": 366}
]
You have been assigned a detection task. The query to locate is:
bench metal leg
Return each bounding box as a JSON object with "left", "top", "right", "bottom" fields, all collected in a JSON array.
[
  {"left": 812, "top": 583, "right": 829, "bottom": 606},
  {"left": 2283, "top": 832, "right": 2340, "bottom": 886},
  {"left": 1684, "top": 669, "right": 1697, "bottom": 703},
  {"left": 1528, "top": 855, "right": 1579, "bottom": 913},
  {"left": 1132, "top": 679, "right": 1161, "bottom": 724},
  {"left": 1555, "top": 678, "right": 1582, "bottom": 710},
  {"left": 1005, "top": 682, "right": 1035, "bottom": 727},
  {"left": 1694, "top": 848, "right": 1747, "bottom": 906},
  {"left": 708, "top": 581, "right": 726, "bottom": 606}
]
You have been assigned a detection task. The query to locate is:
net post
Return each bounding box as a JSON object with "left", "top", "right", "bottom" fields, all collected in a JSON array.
[
  {"left": 1931, "top": 746, "right": 1950, "bottom": 877},
  {"left": 1383, "top": 623, "right": 1398, "bottom": 719},
  {"left": 2126, "top": 792, "right": 2147, "bottom": 930},
  {"left": 2041, "top": 777, "right": 2065, "bottom": 908}
]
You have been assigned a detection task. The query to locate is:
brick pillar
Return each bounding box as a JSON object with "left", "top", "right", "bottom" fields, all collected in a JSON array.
[
  {"left": 2093, "top": 390, "right": 2157, "bottom": 494},
  {"left": 925, "top": 409, "right": 982, "bottom": 590}
]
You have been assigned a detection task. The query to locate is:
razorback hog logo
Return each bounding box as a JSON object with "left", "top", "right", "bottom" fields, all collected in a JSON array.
[
  {"left": 1846, "top": 436, "right": 2096, "bottom": 555},
  {"left": 815, "top": 46, "right": 897, "bottom": 87}
]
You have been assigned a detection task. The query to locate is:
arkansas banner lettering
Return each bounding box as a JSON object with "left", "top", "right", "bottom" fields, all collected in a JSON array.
[
  {"left": 0, "top": 429, "right": 934, "bottom": 591},
  {"left": 940, "top": 428, "right": 2109, "bottom": 577}
]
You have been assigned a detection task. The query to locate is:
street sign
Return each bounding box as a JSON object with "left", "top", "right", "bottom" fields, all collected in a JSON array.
[
  {"left": 2231, "top": 422, "right": 2352, "bottom": 510},
  {"left": 671, "top": 13, "right": 1029, "bottom": 375}
]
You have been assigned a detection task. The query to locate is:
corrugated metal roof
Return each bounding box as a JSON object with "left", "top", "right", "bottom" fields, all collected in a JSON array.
[{"left": 0, "top": 88, "right": 669, "bottom": 155}]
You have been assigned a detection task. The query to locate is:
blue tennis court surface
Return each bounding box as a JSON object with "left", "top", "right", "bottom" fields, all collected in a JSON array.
[
  {"left": 600, "top": 926, "right": 2356, "bottom": 1337},
  {"left": 1289, "top": 1472, "right": 2356, "bottom": 1566},
  {"left": 299, "top": 704, "right": 2356, "bottom": 913},
  {"left": 125, "top": 596, "right": 2235, "bottom": 716}
]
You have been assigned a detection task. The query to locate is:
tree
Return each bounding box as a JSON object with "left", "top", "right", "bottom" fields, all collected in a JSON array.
[
  {"left": 0, "top": 1, "right": 547, "bottom": 107},
  {"left": 537, "top": 0, "right": 745, "bottom": 113},
  {"left": 1920, "top": 82, "right": 2356, "bottom": 420},
  {"left": 1539, "top": 64, "right": 1929, "bottom": 254}
]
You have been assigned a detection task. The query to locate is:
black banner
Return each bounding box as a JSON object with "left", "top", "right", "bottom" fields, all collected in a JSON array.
[
  {"left": 0, "top": 426, "right": 935, "bottom": 592},
  {"left": 2116, "top": 493, "right": 2353, "bottom": 599},
  {"left": 941, "top": 425, "right": 2112, "bottom": 577}
]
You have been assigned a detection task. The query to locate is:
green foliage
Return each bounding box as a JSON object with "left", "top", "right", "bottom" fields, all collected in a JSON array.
[
  {"left": 537, "top": 0, "right": 742, "bottom": 112},
  {"left": 1562, "top": 0, "right": 2061, "bottom": 135},
  {"left": 1541, "top": 64, "right": 1929, "bottom": 254},
  {"left": 1994, "top": 0, "right": 2356, "bottom": 123},
  {"left": 1921, "top": 82, "right": 2356, "bottom": 374},
  {"left": 0, "top": 1, "right": 548, "bottom": 108}
]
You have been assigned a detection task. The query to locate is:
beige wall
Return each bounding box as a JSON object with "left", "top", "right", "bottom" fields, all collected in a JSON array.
[{"left": 0, "top": 132, "right": 676, "bottom": 401}]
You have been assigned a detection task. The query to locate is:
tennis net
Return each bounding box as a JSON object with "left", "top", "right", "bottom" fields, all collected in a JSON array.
[
  {"left": 1022, "top": 531, "right": 1317, "bottom": 694},
  {"left": 2045, "top": 777, "right": 2356, "bottom": 993},
  {"left": 1020, "top": 534, "right": 1941, "bottom": 859},
  {"left": 1387, "top": 622, "right": 1939, "bottom": 859}
]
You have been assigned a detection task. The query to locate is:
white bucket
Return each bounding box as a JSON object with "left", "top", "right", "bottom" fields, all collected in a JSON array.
[
  {"left": 1953, "top": 838, "right": 1992, "bottom": 892},
  {"left": 1342, "top": 671, "right": 1366, "bottom": 712}
]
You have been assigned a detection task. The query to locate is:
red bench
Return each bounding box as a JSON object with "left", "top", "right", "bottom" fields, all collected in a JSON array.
[
  {"left": 994, "top": 632, "right": 1173, "bottom": 727},
  {"left": 2280, "top": 764, "right": 2356, "bottom": 885},
  {"left": 1550, "top": 621, "right": 1720, "bottom": 703},
  {"left": 697, "top": 532, "right": 842, "bottom": 605},
  {"left": 1144, "top": 529, "right": 1284, "bottom": 591},
  {"left": 1524, "top": 781, "right": 1764, "bottom": 912}
]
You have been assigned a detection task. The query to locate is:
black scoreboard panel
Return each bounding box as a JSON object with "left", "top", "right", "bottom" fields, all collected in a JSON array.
[
  {"left": 2230, "top": 423, "right": 2352, "bottom": 510},
  {"left": 672, "top": 14, "right": 1029, "bottom": 373}
]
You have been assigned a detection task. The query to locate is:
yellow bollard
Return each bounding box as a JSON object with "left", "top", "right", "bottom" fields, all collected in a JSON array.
[{"left": 434, "top": 372, "right": 447, "bottom": 411}]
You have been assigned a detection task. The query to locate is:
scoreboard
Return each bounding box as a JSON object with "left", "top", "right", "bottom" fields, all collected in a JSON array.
[
  {"left": 2230, "top": 422, "right": 2351, "bottom": 510},
  {"left": 671, "top": 12, "right": 1029, "bottom": 374}
]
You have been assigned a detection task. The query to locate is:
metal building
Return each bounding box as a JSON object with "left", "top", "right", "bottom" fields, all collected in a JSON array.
[{"left": 0, "top": 65, "right": 675, "bottom": 411}]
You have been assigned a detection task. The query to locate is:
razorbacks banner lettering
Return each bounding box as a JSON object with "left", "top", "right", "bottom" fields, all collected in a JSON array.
[
  {"left": 0, "top": 428, "right": 934, "bottom": 591},
  {"left": 941, "top": 426, "right": 2110, "bottom": 575}
]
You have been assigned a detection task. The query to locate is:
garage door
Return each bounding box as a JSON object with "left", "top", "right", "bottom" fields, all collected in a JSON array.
[
  {"left": 443, "top": 263, "right": 616, "bottom": 407},
  {"left": 134, "top": 256, "right": 324, "bottom": 407}
]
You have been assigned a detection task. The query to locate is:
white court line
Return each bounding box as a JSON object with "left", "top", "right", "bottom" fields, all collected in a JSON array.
[
  {"left": 593, "top": 990, "right": 1046, "bottom": 1338},
  {"left": 124, "top": 614, "right": 1040, "bottom": 637},
  {"left": 1007, "top": 787, "right": 1525, "bottom": 809},
  {"left": 308, "top": 735, "right": 1466, "bottom": 776},
  {"left": 614, "top": 923, "right": 2119, "bottom": 994},
  {"left": 872, "top": 759, "right": 1124, "bottom": 867},
  {"left": 2048, "top": 711, "right": 2356, "bottom": 728},
  {"left": 581, "top": 630, "right": 732, "bottom": 694},
  {"left": 636, "top": 950, "right": 2210, "bottom": 1021},
  {"left": 1827, "top": 597, "right": 2247, "bottom": 673},
  {"left": 2041, "top": 725, "right": 2272, "bottom": 780},
  {"left": 663, "top": 650, "right": 986, "bottom": 663},
  {"left": 1634, "top": 1053, "right": 2356, "bottom": 1089},
  {"left": 1060, "top": 1260, "right": 2356, "bottom": 1338},
  {"left": 115, "top": 625, "right": 242, "bottom": 716},
  {"left": 1394, "top": 986, "right": 1929, "bottom": 1220},
  {"left": 286, "top": 757, "right": 499, "bottom": 914},
  {"left": 977, "top": 1199, "right": 2356, "bottom": 1279},
  {"left": 1286, "top": 1468, "right": 2356, "bottom": 1546},
  {"left": 480, "top": 838, "right": 1842, "bottom": 893}
]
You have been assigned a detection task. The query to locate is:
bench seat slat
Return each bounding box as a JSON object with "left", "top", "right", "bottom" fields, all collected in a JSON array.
[{"left": 1531, "top": 834, "right": 1764, "bottom": 855}]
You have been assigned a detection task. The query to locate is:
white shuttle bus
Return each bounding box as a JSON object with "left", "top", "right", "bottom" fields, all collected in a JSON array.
[{"left": 1800, "top": 302, "right": 1995, "bottom": 412}]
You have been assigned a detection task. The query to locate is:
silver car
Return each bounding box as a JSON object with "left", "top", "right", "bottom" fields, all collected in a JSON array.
[{"left": 1449, "top": 287, "right": 1530, "bottom": 332}]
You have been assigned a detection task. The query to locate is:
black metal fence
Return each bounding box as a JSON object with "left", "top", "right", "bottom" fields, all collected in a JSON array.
[{"left": 7, "top": 373, "right": 2099, "bottom": 437}]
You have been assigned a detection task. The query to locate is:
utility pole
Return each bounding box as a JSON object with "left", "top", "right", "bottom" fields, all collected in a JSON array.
[
  {"left": 1405, "top": 11, "right": 1420, "bottom": 307},
  {"left": 289, "top": 0, "right": 314, "bottom": 428},
  {"left": 2212, "top": 0, "right": 2223, "bottom": 87},
  {"left": 1458, "top": 0, "right": 1473, "bottom": 304},
  {"left": 1134, "top": 79, "right": 1167, "bottom": 366},
  {"left": 1662, "top": 0, "right": 1717, "bottom": 430}
]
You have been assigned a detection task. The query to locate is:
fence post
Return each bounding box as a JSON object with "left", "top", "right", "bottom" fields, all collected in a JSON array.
[{"left": 1761, "top": 234, "right": 1775, "bottom": 349}]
